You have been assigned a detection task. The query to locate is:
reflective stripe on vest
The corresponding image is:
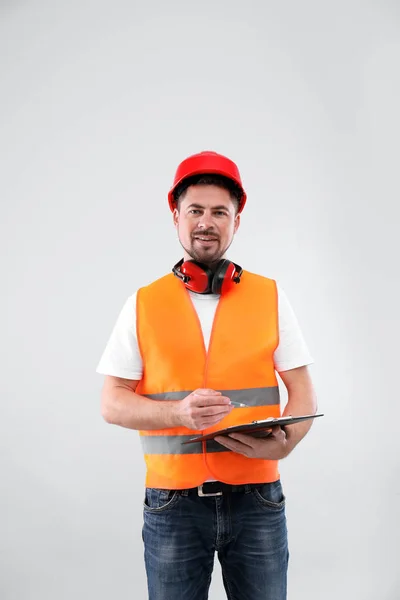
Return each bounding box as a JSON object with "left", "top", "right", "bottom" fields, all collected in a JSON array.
[
  {"left": 141, "top": 436, "right": 240, "bottom": 455},
  {"left": 135, "top": 270, "right": 281, "bottom": 489},
  {"left": 140, "top": 386, "right": 279, "bottom": 454},
  {"left": 143, "top": 386, "right": 279, "bottom": 406}
]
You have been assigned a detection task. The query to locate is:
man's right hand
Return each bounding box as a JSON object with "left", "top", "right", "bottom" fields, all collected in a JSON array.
[{"left": 175, "top": 389, "right": 233, "bottom": 430}]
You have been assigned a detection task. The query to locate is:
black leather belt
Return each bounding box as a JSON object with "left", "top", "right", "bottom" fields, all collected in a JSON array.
[{"left": 189, "top": 481, "right": 262, "bottom": 497}]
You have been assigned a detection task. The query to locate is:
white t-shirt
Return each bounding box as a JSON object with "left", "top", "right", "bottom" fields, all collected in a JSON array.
[{"left": 96, "top": 283, "right": 313, "bottom": 379}]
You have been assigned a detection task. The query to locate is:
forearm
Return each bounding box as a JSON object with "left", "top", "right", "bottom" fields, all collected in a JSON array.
[
  {"left": 281, "top": 381, "right": 318, "bottom": 456},
  {"left": 101, "top": 385, "right": 180, "bottom": 430}
]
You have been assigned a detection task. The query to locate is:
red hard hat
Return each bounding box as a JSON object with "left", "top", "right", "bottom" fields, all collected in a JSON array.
[{"left": 167, "top": 150, "right": 247, "bottom": 213}]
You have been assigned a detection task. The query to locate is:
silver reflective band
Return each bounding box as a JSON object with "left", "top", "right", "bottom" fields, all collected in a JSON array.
[
  {"left": 141, "top": 436, "right": 202, "bottom": 455},
  {"left": 141, "top": 436, "right": 242, "bottom": 455},
  {"left": 144, "top": 386, "right": 280, "bottom": 408}
]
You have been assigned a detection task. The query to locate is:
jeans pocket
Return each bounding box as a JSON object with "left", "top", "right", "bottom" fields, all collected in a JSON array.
[
  {"left": 252, "top": 480, "right": 286, "bottom": 511},
  {"left": 143, "top": 487, "right": 180, "bottom": 512}
]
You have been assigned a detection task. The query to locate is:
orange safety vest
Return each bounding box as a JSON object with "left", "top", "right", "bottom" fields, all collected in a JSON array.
[{"left": 135, "top": 270, "right": 281, "bottom": 489}]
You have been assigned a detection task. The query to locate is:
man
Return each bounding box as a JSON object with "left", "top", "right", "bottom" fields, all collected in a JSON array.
[{"left": 96, "top": 150, "right": 317, "bottom": 600}]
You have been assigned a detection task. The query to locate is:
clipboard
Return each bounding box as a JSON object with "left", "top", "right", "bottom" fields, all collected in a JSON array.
[{"left": 181, "top": 413, "right": 324, "bottom": 444}]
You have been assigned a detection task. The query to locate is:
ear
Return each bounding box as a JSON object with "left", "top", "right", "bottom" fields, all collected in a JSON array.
[
  {"left": 173, "top": 208, "right": 179, "bottom": 227},
  {"left": 234, "top": 213, "right": 241, "bottom": 234}
]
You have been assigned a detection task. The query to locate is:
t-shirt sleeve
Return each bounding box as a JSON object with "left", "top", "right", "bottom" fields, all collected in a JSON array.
[
  {"left": 273, "top": 284, "right": 314, "bottom": 372},
  {"left": 96, "top": 292, "right": 144, "bottom": 380}
]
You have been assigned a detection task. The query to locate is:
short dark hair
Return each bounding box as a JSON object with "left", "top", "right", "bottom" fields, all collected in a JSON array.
[{"left": 173, "top": 174, "right": 242, "bottom": 213}]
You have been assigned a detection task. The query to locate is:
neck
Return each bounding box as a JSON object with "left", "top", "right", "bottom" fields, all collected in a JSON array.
[{"left": 183, "top": 253, "right": 226, "bottom": 270}]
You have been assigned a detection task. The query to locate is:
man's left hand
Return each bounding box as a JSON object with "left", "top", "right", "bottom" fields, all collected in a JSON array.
[{"left": 214, "top": 426, "right": 291, "bottom": 460}]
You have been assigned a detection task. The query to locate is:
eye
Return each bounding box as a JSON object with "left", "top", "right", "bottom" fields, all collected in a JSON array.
[{"left": 189, "top": 209, "right": 201, "bottom": 215}]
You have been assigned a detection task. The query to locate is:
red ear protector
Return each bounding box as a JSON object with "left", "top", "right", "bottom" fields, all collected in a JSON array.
[{"left": 172, "top": 258, "right": 243, "bottom": 295}]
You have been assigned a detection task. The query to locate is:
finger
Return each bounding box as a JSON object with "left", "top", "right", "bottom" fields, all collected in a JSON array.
[
  {"left": 192, "top": 395, "right": 231, "bottom": 407},
  {"left": 193, "top": 389, "right": 222, "bottom": 396},
  {"left": 214, "top": 435, "right": 231, "bottom": 445},
  {"left": 269, "top": 426, "right": 286, "bottom": 439},
  {"left": 214, "top": 435, "right": 237, "bottom": 449},
  {"left": 200, "top": 410, "right": 232, "bottom": 423},
  {"left": 214, "top": 435, "right": 250, "bottom": 456},
  {"left": 195, "top": 410, "right": 233, "bottom": 426},
  {"left": 227, "top": 432, "right": 259, "bottom": 447},
  {"left": 199, "top": 418, "right": 227, "bottom": 428},
  {"left": 196, "top": 404, "right": 233, "bottom": 417},
  {"left": 195, "top": 417, "right": 231, "bottom": 429}
]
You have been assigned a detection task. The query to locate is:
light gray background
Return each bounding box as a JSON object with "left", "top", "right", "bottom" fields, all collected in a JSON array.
[{"left": 1, "top": 1, "right": 399, "bottom": 599}]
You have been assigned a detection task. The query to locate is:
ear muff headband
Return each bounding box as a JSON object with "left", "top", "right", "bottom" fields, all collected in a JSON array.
[{"left": 172, "top": 259, "right": 243, "bottom": 294}]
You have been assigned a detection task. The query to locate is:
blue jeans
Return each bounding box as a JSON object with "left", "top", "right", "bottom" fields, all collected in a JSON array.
[{"left": 142, "top": 480, "right": 289, "bottom": 600}]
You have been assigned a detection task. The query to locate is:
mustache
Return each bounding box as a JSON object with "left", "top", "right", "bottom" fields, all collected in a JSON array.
[{"left": 192, "top": 230, "right": 219, "bottom": 239}]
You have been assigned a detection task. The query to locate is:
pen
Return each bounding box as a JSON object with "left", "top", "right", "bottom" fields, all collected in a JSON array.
[{"left": 229, "top": 401, "right": 247, "bottom": 408}]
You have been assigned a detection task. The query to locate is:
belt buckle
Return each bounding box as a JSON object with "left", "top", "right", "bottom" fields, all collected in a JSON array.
[{"left": 198, "top": 483, "right": 223, "bottom": 497}]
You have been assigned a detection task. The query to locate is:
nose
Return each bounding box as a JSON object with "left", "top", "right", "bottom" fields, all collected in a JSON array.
[{"left": 197, "top": 211, "right": 214, "bottom": 230}]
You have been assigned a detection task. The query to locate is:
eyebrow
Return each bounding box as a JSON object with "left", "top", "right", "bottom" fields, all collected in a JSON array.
[{"left": 187, "top": 203, "right": 230, "bottom": 211}]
